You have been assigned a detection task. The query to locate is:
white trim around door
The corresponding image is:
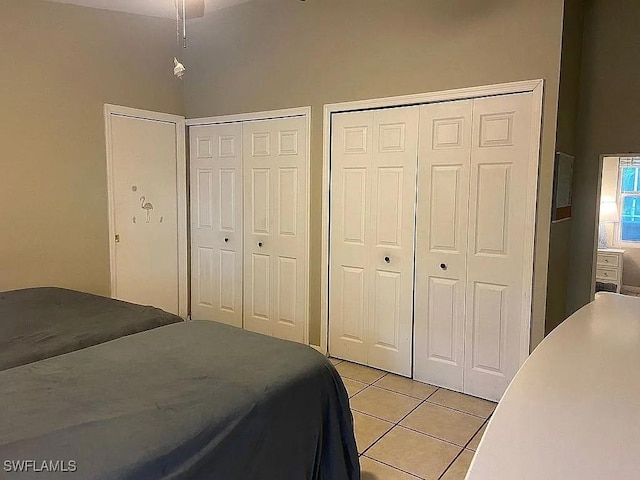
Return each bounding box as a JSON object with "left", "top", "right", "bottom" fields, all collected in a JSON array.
[
  {"left": 104, "top": 104, "right": 188, "bottom": 318},
  {"left": 320, "top": 79, "right": 544, "bottom": 364},
  {"left": 188, "top": 106, "right": 312, "bottom": 344},
  {"left": 186, "top": 106, "right": 312, "bottom": 126}
]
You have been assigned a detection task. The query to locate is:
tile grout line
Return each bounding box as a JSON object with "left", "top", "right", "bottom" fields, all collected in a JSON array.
[
  {"left": 436, "top": 449, "right": 465, "bottom": 480},
  {"left": 359, "top": 385, "right": 484, "bottom": 479},
  {"left": 342, "top": 371, "right": 437, "bottom": 401},
  {"left": 359, "top": 387, "right": 440, "bottom": 458},
  {"left": 370, "top": 382, "right": 440, "bottom": 400},
  {"left": 338, "top": 367, "right": 494, "bottom": 419},
  {"left": 338, "top": 362, "right": 495, "bottom": 478},
  {"left": 462, "top": 417, "right": 489, "bottom": 451},
  {"left": 338, "top": 361, "right": 496, "bottom": 406},
  {"left": 352, "top": 407, "right": 472, "bottom": 451},
  {"left": 423, "top": 399, "right": 493, "bottom": 420},
  {"left": 346, "top": 376, "right": 491, "bottom": 419},
  {"left": 396, "top": 424, "right": 477, "bottom": 450},
  {"left": 350, "top": 409, "right": 395, "bottom": 425},
  {"left": 436, "top": 417, "right": 489, "bottom": 480},
  {"left": 361, "top": 455, "right": 425, "bottom": 480}
]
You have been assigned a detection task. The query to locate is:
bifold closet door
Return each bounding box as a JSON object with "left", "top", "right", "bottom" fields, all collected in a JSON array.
[
  {"left": 243, "top": 116, "right": 307, "bottom": 343},
  {"left": 463, "top": 92, "right": 535, "bottom": 401},
  {"left": 190, "top": 123, "right": 243, "bottom": 327},
  {"left": 329, "top": 106, "right": 419, "bottom": 376},
  {"left": 413, "top": 92, "right": 537, "bottom": 401},
  {"left": 413, "top": 100, "right": 473, "bottom": 391}
]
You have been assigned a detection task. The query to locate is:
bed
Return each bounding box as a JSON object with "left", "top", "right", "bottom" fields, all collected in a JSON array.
[
  {"left": 0, "top": 291, "right": 359, "bottom": 479},
  {"left": 0, "top": 287, "right": 182, "bottom": 371}
]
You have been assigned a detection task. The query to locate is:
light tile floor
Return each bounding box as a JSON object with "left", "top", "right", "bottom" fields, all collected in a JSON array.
[{"left": 330, "top": 358, "right": 496, "bottom": 480}]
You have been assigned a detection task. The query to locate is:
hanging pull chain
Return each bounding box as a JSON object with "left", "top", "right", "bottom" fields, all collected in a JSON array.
[{"left": 183, "top": 0, "right": 187, "bottom": 48}]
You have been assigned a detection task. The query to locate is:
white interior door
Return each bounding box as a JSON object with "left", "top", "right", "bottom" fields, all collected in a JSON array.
[
  {"left": 106, "top": 108, "right": 186, "bottom": 317},
  {"left": 464, "top": 92, "right": 535, "bottom": 401},
  {"left": 329, "top": 106, "right": 419, "bottom": 376},
  {"left": 189, "top": 123, "right": 243, "bottom": 327},
  {"left": 243, "top": 116, "right": 307, "bottom": 343},
  {"left": 413, "top": 100, "right": 473, "bottom": 390},
  {"left": 328, "top": 111, "right": 372, "bottom": 365}
]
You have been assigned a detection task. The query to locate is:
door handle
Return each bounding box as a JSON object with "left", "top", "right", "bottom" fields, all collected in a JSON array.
[{"left": 384, "top": 256, "right": 390, "bottom": 263}]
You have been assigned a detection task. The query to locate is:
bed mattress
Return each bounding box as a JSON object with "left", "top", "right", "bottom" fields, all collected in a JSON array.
[
  {"left": 0, "top": 287, "right": 182, "bottom": 371},
  {"left": 0, "top": 320, "right": 359, "bottom": 479}
]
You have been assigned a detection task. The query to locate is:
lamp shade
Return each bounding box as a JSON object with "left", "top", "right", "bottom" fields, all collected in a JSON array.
[{"left": 600, "top": 201, "right": 619, "bottom": 223}]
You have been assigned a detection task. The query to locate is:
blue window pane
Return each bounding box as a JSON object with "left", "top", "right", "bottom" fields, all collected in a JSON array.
[
  {"left": 621, "top": 167, "right": 638, "bottom": 193},
  {"left": 621, "top": 195, "right": 640, "bottom": 241}
]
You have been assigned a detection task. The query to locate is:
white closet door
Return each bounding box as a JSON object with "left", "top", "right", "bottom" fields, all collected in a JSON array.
[
  {"left": 329, "top": 106, "right": 419, "bottom": 376},
  {"left": 190, "top": 123, "right": 243, "bottom": 327},
  {"left": 368, "top": 107, "right": 420, "bottom": 375},
  {"left": 413, "top": 100, "right": 473, "bottom": 390},
  {"left": 464, "top": 92, "right": 535, "bottom": 401},
  {"left": 243, "top": 116, "right": 307, "bottom": 343},
  {"left": 108, "top": 114, "right": 183, "bottom": 316},
  {"left": 328, "top": 111, "right": 373, "bottom": 365}
]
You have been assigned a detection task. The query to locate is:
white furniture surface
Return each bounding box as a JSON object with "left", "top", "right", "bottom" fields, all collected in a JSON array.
[
  {"left": 596, "top": 248, "right": 624, "bottom": 293},
  {"left": 466, "top": 293, "right": 640, "bottom": 480}
]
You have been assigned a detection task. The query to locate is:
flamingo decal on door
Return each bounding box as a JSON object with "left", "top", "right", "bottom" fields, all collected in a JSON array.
[{"left": 140, "top": 196, "right": 154, "bottom": 223}]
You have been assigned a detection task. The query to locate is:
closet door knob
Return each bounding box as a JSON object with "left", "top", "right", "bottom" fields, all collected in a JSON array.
[
  {"left": 440, "top": 263, "right": 447, "bottom": 270},
  {"left": 384, "top": 256, "right": 391, "bottom": 263},
  {"left": 257, "top": 241, "right": 263, "bottom": 248},
  {"left": 224, "top": 237, "right": 229, "bottom": 243}
]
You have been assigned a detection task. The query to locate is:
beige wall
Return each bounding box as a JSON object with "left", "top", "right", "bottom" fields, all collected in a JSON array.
[
  {"left": 0, "top": 0, "right": 569, "bottom": 348},
  {"left": 545, "top": 0, "right": 584, "bottom": 334},
  {"left": 184, "top": 0, "right": 565, "bottom": 347},
  {"left": 0, "top": 0, "right": 183, "bottom": 295},
  {"left": 567, "top": 0, "right": 640, "bottom": 314},
  {"left": 622, "top": 250, "right": 640, "bottom": 288}
]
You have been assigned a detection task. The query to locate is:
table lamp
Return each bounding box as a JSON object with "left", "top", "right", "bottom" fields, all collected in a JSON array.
[{"left": 598, "top": 200, "right": 619, "bottom": 248}]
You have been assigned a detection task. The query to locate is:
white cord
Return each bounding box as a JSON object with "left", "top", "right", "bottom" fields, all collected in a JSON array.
[{"left": 176, "top": 0, "right": 179, "bottom": 47}]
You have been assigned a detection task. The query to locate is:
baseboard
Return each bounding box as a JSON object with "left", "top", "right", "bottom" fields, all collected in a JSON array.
[
  {"left": 310, "top": 344, "right": 327, "bottom": 355},
  {"left": 621, "top": 285, "right": 640, "bottom": 295}
]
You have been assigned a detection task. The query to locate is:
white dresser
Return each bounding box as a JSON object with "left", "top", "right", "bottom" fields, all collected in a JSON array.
[{"left": 595, "top": 248, "right": 624, "bottom": 293}]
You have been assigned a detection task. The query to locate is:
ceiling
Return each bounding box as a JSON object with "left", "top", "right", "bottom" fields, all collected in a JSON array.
[{"left": 40, "top": 0, "right": 254, "bottom": 19}]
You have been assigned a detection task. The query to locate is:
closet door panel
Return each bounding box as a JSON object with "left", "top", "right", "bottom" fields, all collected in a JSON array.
[
  {"left": 190, "top": 123, "right": 243, "bottom": 327},
  {"left": 328, "top": 111, "right": 373, "bottom": 364},
  {"left": 465, "top": 92, "right": 534, "bottom": 401},
  {"left": 413, "top": 100, "right": 472, "bottom": 390},
  {"left": 243, "top": 125, "right": 273, "bottom": 336},
  {"left": 251, "top": 168, "right": 270, "bottom": 234},
  {"left": 272, "top": 117, "right": 307, "bottom": 342},
  {"left": 367, "top": 107, "right": 419, "bottom": 376},
  {"left": 243, "top": 117, "right": 307, "bottom": 343},
  {"left": 249, "top": 252, "right": 271, "bottom": 335}
]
